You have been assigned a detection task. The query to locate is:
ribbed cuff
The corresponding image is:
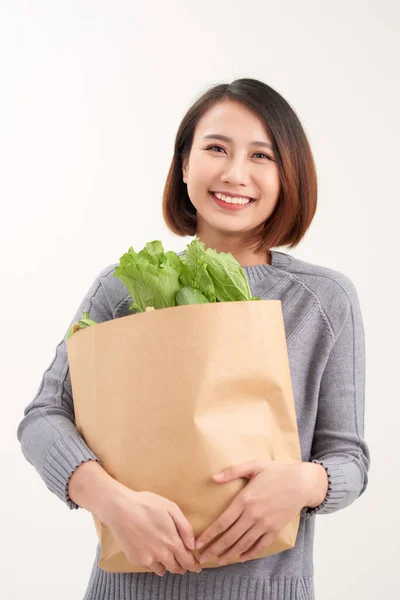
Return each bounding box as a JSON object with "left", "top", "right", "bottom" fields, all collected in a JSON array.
[
  {"left": 300, "top": 459, "right": 347, "bottom": 519},
  {"left": 42, "top": 434, "right": 101, "bottom": 509}
]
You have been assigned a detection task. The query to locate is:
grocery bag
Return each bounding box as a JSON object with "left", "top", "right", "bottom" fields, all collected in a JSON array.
[{"left": 66, "top": 299, "right": 302, "bottom": 573}]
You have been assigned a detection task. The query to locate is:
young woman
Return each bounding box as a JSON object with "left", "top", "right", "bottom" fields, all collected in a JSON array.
[{"left": 17, "top": 78, "right": 370, "bottom": 600}]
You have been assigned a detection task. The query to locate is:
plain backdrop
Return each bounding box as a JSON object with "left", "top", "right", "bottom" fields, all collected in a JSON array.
[{"left": 1, "top": 1, "right": 399, "bottom": 598}]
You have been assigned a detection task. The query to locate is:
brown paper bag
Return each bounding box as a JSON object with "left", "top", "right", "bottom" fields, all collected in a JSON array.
[{"left": 66, "top": 300, "right": 302, "bottom": 573}]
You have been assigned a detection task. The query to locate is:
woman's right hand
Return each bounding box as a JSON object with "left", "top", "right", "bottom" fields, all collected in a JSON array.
[{"left": 103, "top": 486, "right": 203, "bottom": 577}]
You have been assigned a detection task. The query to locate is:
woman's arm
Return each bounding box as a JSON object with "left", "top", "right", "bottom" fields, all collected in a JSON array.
[
  {"left": 68, "top": 459, "right": 124, "bottom": 522},
  {"left": 299, "top": 462, "right": 329, "bottom": 508},
  {"left": 301, "top": 278, "right": 371, "bottom": 518},
  {"left": 16, "top": 265, "right": 116, "bottom": 509}
]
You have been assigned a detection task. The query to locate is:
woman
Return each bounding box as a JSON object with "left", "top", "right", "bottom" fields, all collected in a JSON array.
[{"left": 17, "top": 78, "right": 370, "bottom": 600}]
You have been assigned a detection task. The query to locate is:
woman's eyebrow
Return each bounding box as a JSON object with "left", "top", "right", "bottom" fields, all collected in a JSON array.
[{"left": 202, "top": 134, "right": 273, "bottom": 150}]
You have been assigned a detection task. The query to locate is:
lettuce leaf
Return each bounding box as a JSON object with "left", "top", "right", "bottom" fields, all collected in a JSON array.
[
  {"left": 180, "top": 238, "right": 256, "bottom": 302},
  {"left": 114, "top": 241, "right": 184, "bottom": 312},
  {"left": 114, "top": 238, "right": 261, "bottom": 312}
]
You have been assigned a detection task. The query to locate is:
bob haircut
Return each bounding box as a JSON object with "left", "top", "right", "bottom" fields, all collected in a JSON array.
[{"left": 162, "top": 78, "right": 318, "bottom": 253}]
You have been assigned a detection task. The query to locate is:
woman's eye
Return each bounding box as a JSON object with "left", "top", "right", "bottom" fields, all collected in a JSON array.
[
  {"left": 205, "top": 145, "right": 272, "bottom": 160},
  {"left": 253, "top": 152, "right": 271, "bottom": 160},
  {"left": 206, "top": 145, "right": 225, "bottom": 153}
]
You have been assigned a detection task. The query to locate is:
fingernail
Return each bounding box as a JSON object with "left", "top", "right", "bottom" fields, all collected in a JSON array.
[
  {"left": 213, "top": 472, "right": 224, "bottom": 479},
  {"left": 195, "top": 540, "right": 205, "bottom": 549},
  {"left": 200, "top": 555, "right": 208, "bottom": 564}
]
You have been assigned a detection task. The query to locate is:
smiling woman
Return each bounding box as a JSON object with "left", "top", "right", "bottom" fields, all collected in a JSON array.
[
  {"left": 16, "top": 77, "right": 370, "bottom": 600},
  {"left": 162, "top": 78, "right": 318, "bottom": 268}
]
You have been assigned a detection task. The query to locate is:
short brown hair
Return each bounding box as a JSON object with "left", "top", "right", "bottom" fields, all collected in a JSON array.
[{"left": 162, "top": 78, "right": 318, "bottom": 252}]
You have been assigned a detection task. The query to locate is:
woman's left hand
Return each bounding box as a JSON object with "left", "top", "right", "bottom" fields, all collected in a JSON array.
[{"left": 195, "top": 459, "right": 307, "bottom": 565}]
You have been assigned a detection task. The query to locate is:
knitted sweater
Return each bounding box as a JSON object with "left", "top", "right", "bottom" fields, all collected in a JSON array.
[{"left": 16, "top": 249, "right": 370, "bottom": 600}]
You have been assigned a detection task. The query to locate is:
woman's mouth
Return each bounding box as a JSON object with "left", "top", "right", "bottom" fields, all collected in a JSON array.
[{"left": 210, "top": 192, "right": 256, "bottom": 211}]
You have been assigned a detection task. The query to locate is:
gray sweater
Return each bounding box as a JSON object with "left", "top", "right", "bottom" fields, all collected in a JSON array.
[{"left": 16, "top": 249, "right": 370, "bottom": 600}]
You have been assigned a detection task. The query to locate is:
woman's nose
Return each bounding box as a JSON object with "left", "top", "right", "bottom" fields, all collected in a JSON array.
[{"left": 221, "top": 157, "right": 250, "bottom": 185}]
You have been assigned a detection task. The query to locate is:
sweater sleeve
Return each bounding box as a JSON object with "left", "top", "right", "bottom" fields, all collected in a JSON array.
[
  {"left": 16, "top": 266, "right": 115, "bottom": 510},
  {"left": 301, "top": 280, "right": 370, "bottom": 518}
]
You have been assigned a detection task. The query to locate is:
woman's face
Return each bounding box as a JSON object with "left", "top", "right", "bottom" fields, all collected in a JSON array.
[{"left": 182, "top": 99, "right": 280, "bottom": 241}]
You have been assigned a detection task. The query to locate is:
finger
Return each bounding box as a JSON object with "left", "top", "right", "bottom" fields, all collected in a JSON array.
[
  {"left": 212, "top": 460, "right": 264, "bottom": 483},
  {"left": 174, "top": 545, "right": 203, "bottom": 573},
  {"left": 168, "top": 509, "right": 202, "bottom": 572},
  {"left": 149, "top": 561, "right": 166, "bottom": 577},
  {"left": 168, "top": 505, "right": 195, "bottom": 551},
  {"left": 159, "top": 547, "right": 188, "bottom": 575},
  {"left": 198, "top": 513, "right": 250, "bottom": 563},
  {"left": 172, "top": 533, "right": 203, "bottom": 572},
  {"left": 195, "top": 499, "right": 243, "bottom": 550},
  {"left": 216, "top": 523, "right": 266, "bottom": 564},
  {"left": 163, "top": 509, "right": 201, "bottom": 574},
  {"left": 237, "top": 531, "right": 277, "bottom": 563},
  {"left": 166, "top": 555, "right": 187, "bottom": 575}
]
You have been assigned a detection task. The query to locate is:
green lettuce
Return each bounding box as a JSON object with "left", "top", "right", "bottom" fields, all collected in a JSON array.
[
  {"left": 114, "top": 238, "right": 261, "bottom": 312},
  {"left": 114, "top": 241, "right": 185, "bottom": 312},
  {"left": 180, "top": 239, "right": 256, "bottom": 302}
]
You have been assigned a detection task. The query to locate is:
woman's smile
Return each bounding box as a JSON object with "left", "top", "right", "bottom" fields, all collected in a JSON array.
[{"left": 210, "top": 191, "right": 256, "bottom": 211}]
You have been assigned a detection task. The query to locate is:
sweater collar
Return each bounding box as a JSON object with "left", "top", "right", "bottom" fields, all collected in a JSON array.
[{"left": 241, "top": 250, "right": 290, "bottom": 284}]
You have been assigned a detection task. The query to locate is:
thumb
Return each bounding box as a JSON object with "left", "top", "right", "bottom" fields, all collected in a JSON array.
[{"left": 212, "top": 460, "right": 264, "bottom": 482}]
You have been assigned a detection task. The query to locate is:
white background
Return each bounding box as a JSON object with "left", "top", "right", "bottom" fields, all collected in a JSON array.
[{"left": 1, "top": 1, "right": 399, "bottom": 598}]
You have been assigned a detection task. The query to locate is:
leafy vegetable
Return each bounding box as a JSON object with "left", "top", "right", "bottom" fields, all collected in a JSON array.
[
  {"left": 114, "top": 237, "right": 261, "bottom": 312},
  {"left": 114, "top": 241, "right": 186, "bottom": 312},
  {"left": 180, "top": 238, "right": 256, "bottom": 302},
  {"left": 67, "top": 239, "right": 261, "bottom": 339},
  {"left": 66, "top": 311, "right": 98, "bottom": 340},
  {"left": 176, "top": 287, "right": 209, "bottom": 306}
]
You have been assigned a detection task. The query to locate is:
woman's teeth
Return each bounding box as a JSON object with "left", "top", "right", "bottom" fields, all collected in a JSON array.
[{"left": 213, "top": 192, "right": 253, "bottom": 205}]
